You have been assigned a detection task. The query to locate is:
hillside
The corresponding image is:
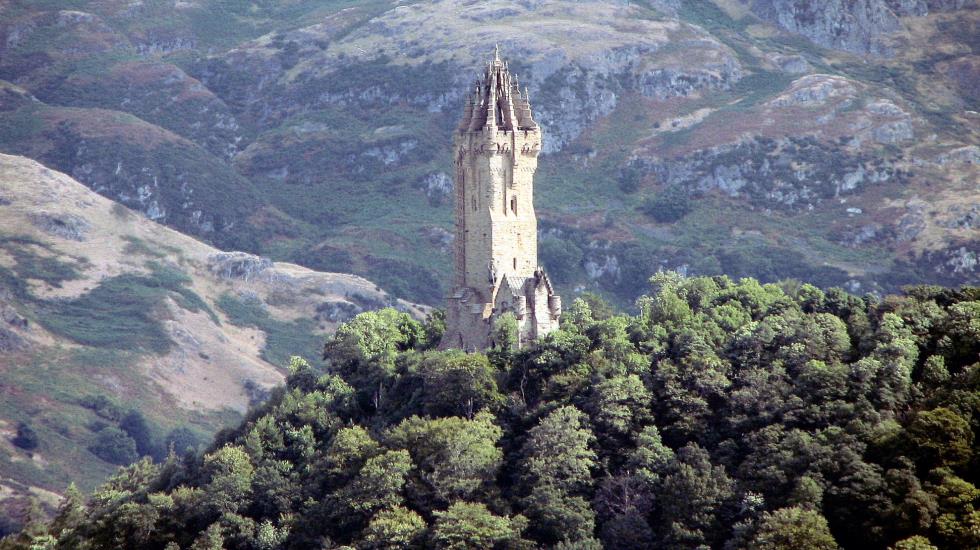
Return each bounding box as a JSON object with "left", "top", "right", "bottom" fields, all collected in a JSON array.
[
  {"left": 0, "top": 154, "right": 420, "bottom": 533},
  {"left": 3, "top": 276, "right": 978, "bottom": 549},
  {"left": 0, "top": 0, "right": 976, "bottom": 308}
]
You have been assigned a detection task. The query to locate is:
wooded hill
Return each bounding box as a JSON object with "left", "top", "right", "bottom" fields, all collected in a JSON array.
[{"left": 3, "top": 274, "right": 979, "bottom": 549}]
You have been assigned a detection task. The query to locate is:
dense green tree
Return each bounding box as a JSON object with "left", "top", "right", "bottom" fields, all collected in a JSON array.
[
  {"left": 584, "top": 374, "right": 652, "bottom": 442},
  {"left": 522, "top": 486, "right": 596, "bottom": 546},
  {"left": 745, "top": 507, "right": 838, "bottom": 550},
  {"left": 342, "top": 450, "right": 412, "bottom": 516},
  {"left": 360, "top": 506, "right": 427, "bottom": 549},
  {"left": 189, "top": 523, "right": 224, "bottom": 550},
  {"left": 929, "top": 469, "right": 980, "bottom": 549},
  {"left": 164, "top": 427, "right": 201, "bottom": 456},
  {"left": 907, "top": 408, "right": 974, "bottom": 468},
  {"left": 9, "top": 275, "right": 980, "bottom": 550},
  {"left": 520, "top": 406, "right": 596, "bottom": 494},
  {"left": 387, "top": 413, "right": 502, "bottom": 507},
  {"left": 419, "top": 352, "right": 502, "bottom": 418},
  {"left": 120, "top": 410, "right": 156, "bottom": 459},
  {"left": 656, "top": 443, "right": 735, "bottom": 547},
  {"left": 431, "top": 502, "right": 524, "bottom": 550},
  {"left": 890, "top": 535, "right": 939, "bottom": 550},
  {"left": 641, "top": 185, "right": 692, "bottom": 223},
  {"left": 11, "top": 423, "right": 38, "bottom": 451},
  {"left": 89, "top": 426, "right": 138, "bottom": 466},
  {"left": 202, "top": 445, "right": 255, "bottom": 516},
  {"left": 490, "top": 312, "right": 519, "bottom": 352},
  {"left": 627, "top": 425, "right": 674, "bottom": 483},
  {"left": 324, "top": 308, "right": 425, "bottom": 410}
]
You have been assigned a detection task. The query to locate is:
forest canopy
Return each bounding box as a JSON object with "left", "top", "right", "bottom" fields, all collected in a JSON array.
[{"left": 3, "top": 274, "right": 979, "bottom": 550}]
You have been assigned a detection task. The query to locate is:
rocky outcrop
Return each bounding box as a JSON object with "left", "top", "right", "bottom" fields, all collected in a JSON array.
[
  {"left": 315, "top": 300, "right": 362, "bottom": 323},
  {"left": 9, "top": 105, "right": 261, "bottom": 248},
  {"left": 746, "top": 0, "right": 971, "bottom": 56},
  {"left": 748, "top": 0, "right": 903, "bottom": 55},
  {"left": 29, "top": 212, "right": 89, "bottom": 241},
  {"left": 534, "top": 46, "right": 741, "bottom": 152},
  {"left": 208, "top": 252, "right": 274, "bottom": 282},
  {"left": 197, "top": 0, "right": 742, "bottom": 154},
  {"left": 924, "top": 245, "right": 980, "bottom": 278},
  {"left": 419, "top": 172, "right": 452, "bottom": 204},
  {"left": 638, "top": 137, "right": 904, "bottom": 209},
  {"left": 941, "top": 204, "right": 980, "bottom": 230}
]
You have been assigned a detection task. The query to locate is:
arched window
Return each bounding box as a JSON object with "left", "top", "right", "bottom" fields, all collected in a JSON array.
[{"left": 510, "top": 196, "right": 517, "bottom": 215}]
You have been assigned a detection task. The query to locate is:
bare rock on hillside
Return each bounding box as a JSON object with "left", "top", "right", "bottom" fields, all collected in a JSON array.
[
  {"left": 29, "top": 212, "right": 90, "bottom": 241},
  {"left": 315, "top": 300, "right": 362, "bottom": 323},
  {"left": 1, "top": 305, "right": 28, "bottom": 330},
  {"left": 206, "top": 0, "right": 742, "bottom": 153},
  {"left": 208, "top": 252, "right": 274, "bottom": 281},
  {"left": 0, "top": 327, "right": 26, "bottom": 353},
  {"left": 748, "top": 0, "right": 903, "bottom": 56}
]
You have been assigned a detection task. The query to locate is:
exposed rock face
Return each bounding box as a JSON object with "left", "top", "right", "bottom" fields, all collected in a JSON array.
[
  {"left": 942, "top": 204, "right": 980, "bottom": 230},
  {"left": 768, "top": 74, "right": 857, "bottom": 107},
  {"left": 10, "top": 107, "right": 260, "bottom": 248},
  {"left": 896, "top": 202, "right": 928, "bottom": 242},
  {"left": 315, "top": 300, "right": 362, "bottom": 323},
  {"left": 770, "top": 54, "right": 811, "bottom": 74},
  {"left": 0, "top": 327, "right": 26, "bottom": 353},
  {"left": 199, "top": 0, "right": 742, "bottom": 155},
  {"left": 748, "top": 0, "right": 903, "bottom": 55},
  {"left": 29, "top": 212, "right": 89, "bottom": 241},
  {"left": 746, "top": 0, "right": 971, "bottom": 56},
  {"left": 931, "top": 245, "right": 979, "bottom": 277},
  {"left": 638, "top": 137, "right": 903, "bottom": 209},
  {"left": 208, "top": 252, "right": 274, "bottom": 281},
  {"left": 420, "top": 172, "right": 453, "bottom": 203},
  {"left": 1, "top": 304, "right": 28, "bottom": 330}
]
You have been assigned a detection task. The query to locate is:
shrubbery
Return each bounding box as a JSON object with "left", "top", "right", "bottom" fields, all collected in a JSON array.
[
  {"left": 87, "top": 427, "right": 137, "bottom": 466},
  {"left": 11, "top": 423, "right": 38, "bottom": 451},
  {"left": 5, "top": 275, "right": 979, "bottom": 550},
  {"left": 640, "top": 185, "right": 693, "bottom": 223}
]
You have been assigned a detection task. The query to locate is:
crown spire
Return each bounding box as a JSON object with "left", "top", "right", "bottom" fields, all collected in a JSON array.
[{"left": 456, "top": 46, "right": 538, "bottom": 133}]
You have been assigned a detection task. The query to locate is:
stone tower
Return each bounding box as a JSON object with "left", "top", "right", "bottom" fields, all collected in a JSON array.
[{"left": 442, "top": 47, "right": 561, "bottom": 351}]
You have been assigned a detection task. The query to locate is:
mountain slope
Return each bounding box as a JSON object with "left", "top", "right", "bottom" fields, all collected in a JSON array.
[
  {"left": 0, "top": 0, "right": 976, "bottom": 307},
  {"left": 0, "top": 153, "right": 420, "bottom": 532}
]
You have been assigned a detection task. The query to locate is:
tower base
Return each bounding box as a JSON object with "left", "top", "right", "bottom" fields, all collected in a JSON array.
[{"left": 441, "top": 269, "right": 561, "bottom": 351}]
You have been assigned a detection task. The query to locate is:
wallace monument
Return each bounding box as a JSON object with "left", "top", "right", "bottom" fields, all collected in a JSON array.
[{"left": 442, "top": 48, "right": 562, "bottom": 351}]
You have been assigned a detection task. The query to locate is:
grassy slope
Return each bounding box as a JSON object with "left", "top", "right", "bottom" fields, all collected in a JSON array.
[
  {"left": 1, "top": 0, "right": 976, "bottom": 309},
  {"left": 0, "top": 154, "right": 416, "bottom": 528}
]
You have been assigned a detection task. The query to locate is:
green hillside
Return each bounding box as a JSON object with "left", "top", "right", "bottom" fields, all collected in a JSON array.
[
  {"left": 0, "top": 154, "right": 419, "bottom": 535},
  {"left": 3, "top": 276, "right": 978, "bottom": 549},
  {"left": 0, "top": 0, "right": 975, "bottom": 308}
]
